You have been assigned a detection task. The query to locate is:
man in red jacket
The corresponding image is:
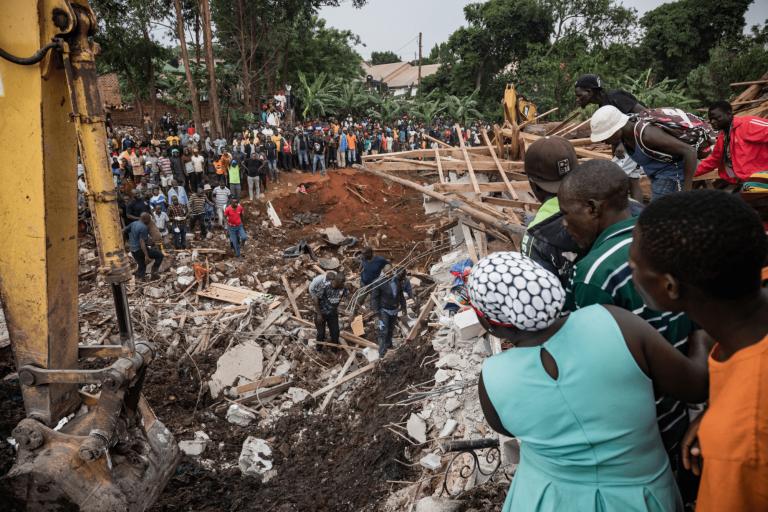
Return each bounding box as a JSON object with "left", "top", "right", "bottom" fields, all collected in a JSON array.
[{"left": 695, "top": 101, "right": 768, "bottom": 186}]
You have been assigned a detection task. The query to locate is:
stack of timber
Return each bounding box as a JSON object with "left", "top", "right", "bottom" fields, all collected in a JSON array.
[
  {"left": 731, "top": 71, "right": 768, "bottom": 118},
  {"left": 359, "top": 123, "right": 614, "bottom": 248}
]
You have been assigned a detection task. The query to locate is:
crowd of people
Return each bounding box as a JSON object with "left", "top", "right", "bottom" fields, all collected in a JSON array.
[
  {"left": 89, "top": 71, "right": 768, "bottom": 512},
  {"left": 480, "top": 74, "right": 768, "bottom": 512}
]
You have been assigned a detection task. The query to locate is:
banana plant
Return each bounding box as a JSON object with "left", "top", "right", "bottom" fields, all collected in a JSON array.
[
  {"left": 444, "top": 91, "right": 483, "bottom": 127},
  {"left": 296, "top": 71, "right": 341, "bottom": 120}
]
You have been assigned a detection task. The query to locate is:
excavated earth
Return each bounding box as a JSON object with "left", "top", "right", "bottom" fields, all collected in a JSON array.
[{"left": 0, "top": 168, "right": 452, "bottom": 511}]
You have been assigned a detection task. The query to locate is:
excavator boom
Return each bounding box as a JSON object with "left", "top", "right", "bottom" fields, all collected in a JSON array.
[{"left": 0, "top": 1, "right": 178, "bottom": 509}]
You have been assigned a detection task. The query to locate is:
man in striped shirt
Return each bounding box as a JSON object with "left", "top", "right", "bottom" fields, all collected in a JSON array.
[
  {"left": 188, "top": 189, "right": 210, "bottom": 239},
  {"left": 559, "top": 160, "right": 700, "bottom": 496}
]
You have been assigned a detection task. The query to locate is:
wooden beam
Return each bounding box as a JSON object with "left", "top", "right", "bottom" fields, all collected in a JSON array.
[
  {"left": 461, "top": 223, "right": 479, "bottom": 263},
  {"left": 455, "top": 123, "right": 480, "bottom": 194},
  {"left": 481, "top": 195, "right": 540, "bottom": 209},
  {"left": 252, "top": 281, "right": 308, "bottom": 337},
  {"left": 481, "top": 128, "right": 518, "bottom": 200},
  {"left": 364, "top": 160, "right": 525, "bottom": 173},
  {"left": 434, "top": 148, "right": 445, "bottom": 184},
  {"left": 423, "top": 132, "right": 452, "bottom": 148},
  {"left": 518, "top": 107, "right": 558, "bottom": 130},
  {"left": 433, "top": 181, "right": 531, "bottom": 193},
  {"left": 556, "top": 118, "right": 590, "bottom": 137},
  {"left": 357, "top": 164, "right": 527, "bottom": 238},
  {"left": 406, "top": 294, "right": 435, "bottom": 342},
  {"left": 545, "top": 110, "right": 580, "bottom": 135},
  {"left": 281, "top": 276, "right": 302, "bottom": 319},
  {"left": 310, "top": 362, "right": 377, "bottom": 399},
  {"left": 238, "top": 381, "right": 293, "bottom": 406},
  {"left": 231, "top": 376, "right": 286, "bottom": 397}
]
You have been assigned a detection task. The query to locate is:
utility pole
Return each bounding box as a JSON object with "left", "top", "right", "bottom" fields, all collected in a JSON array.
[{"left": 417, "top": 32, "right": 423, "bottom": 94}]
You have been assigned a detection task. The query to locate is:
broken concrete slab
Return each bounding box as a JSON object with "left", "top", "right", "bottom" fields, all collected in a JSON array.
[
  {"left": 407, "top": 413, "right": 427, "bottom": 444},
  {"left": 226, "top": 404, "right": 257, "bottom": 426},
  {"left": 208, "top": 341, "right": 264, "bottom": 398},
  {"left": 177, "top": 275, "right": 195, "bottom": 287},
  {"left": 439, "top": 419, "right": 458, "bottom": 438},
  {"left": 444, "top": 398, "right": 461, "bottom": 413},
  {"left": 239, "top": 437, "right": 273, "bottom": 477},
  {"left": 145, "top": 287, "right": 166, "bottom": 299},
  {"left": 419, "top": 452, "right": 443, "bottom": 471},
  {"left": 362, "top": 347, "right": 380, "bottom": 363},
  {"left": 286, "top": 387, "right": 310, "bottom": 403},
  {"left": 436, "top": 353, "right": 464, "bottom": 370},
  {"left": 453, "top": 308, "right": 484, "bottom": 340},
  {"left": 178, "top": 430, "right": 210, "bottom": 457}
]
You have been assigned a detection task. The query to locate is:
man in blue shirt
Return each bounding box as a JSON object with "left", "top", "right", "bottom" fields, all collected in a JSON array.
[
  {"left": 124, "top": 212, "right": 164, "bottom": 279},
  {"left": 359, "top": 247, "right": 389, "bottom": 287}
]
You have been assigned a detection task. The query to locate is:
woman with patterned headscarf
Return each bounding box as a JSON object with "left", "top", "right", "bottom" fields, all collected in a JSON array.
[{"left": 469, "top": 252, "right": 710, "bottom": 512}]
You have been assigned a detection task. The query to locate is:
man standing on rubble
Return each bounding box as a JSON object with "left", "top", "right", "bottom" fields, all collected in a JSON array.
[
  {"left": 224, "top": 197, "right": 247, "bottom": 258},
  {"left": 359, "top": 247, "right": 389, "bottom": 288},
  {"left": 371, "top": 267, "right": 413, "bottom": 358},
  {"left": 309, "top": 272, "right": 348, "bottom": 351},
  {"left": 125, "top": 212, "right": 164, "bottom": 280}
]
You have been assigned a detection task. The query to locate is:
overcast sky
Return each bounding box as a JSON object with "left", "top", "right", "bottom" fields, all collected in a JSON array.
[{"left": 319, "top": 0, "right": 768, "bottom": 60}]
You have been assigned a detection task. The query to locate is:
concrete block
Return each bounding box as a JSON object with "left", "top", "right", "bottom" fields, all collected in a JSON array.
[
  {"left": 419, "top": 452, "right": 443, "bottom": 471},
  {"left": 444, "top": 398, "right": 461, "bottom": 413},
  {"left": 286, "top": 387, "right": 310, "bottom": 403},
  {"left": 178, "top": 431, "right": 210, "bottom": 457},
  {"left": 436, "top": 353, "right": 464, "bottom": 370},
  {"left": 175, "top": 265, "right": 193, "bottom": 275},
  {"left": 362, "top": 347, "right": 380, "bottom": 363},
  {"left": 439, "top": 419, "right": 458, "bottom": 438},
  {"left": 226, "top": 404, "right": 257, "bottom": 426},
  {"left": 238, "top": 437, "right": 273, "bottom": 477},
  {"left": 177, "top": 275, "right": 195, "bottom": 287},
  {"left": 499, "top": 435, "right": 521, "bottom": 466},
  {"left": 407, "top": 413, "right": 427, "bottom": 444},
  {"left": 145, "top": 287, "right": 166, "bottom": 299},
  {"left": 415, "top": 497, "right": 462, "bottom": 512},
  {"left": 208, "top": 341, "right": 263, "bottom": 398},
  {"left": 454, "top": 309, "right": 484, "bottom": 341}
]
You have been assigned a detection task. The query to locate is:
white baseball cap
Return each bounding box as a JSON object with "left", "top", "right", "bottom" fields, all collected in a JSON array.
[{"left": 590, "top": 105, "right": 629, "bottom": 142}]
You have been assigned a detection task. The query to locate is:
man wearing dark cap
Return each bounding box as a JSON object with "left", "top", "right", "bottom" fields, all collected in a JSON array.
[
  {"left": 520, "top": 136, "right": 583, "bottom": 287},
  {"left": 574, "top": 74, "right": 645, "bottom": 115}
]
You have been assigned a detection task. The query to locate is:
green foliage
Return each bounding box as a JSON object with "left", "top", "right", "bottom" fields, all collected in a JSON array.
[
  {"left": 640, "top": 0, "right": 752, "bottom": 80},
  {"left": 370, "top": 51, "right": 402, "bottom": 65},
  {"left": 686, "top": 23, "right": 768, "bottom": 104},
  {"left": 615, "top": 69, "right": 696, "bottom": 108},
  {"left": 543, "top": 0, "right": 637, "bottom": 48},
  {"left": 296, "top": 72, "right": 341, "bottom": 119},
  {"left": 424, "top": 0, "right": 553, "bottom": 108},
  {"left": 444, "top": 93, "right": 483, "bottom": 126}
]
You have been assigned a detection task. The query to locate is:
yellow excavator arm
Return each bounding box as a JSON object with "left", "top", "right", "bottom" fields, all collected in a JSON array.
[{"left": 0, "top": 1, "right": 178, "bottom": 509}]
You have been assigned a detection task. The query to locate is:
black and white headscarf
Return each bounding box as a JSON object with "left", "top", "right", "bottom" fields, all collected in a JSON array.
[{"left": 467, "top": 252, "right": 565, "bottom": 331}]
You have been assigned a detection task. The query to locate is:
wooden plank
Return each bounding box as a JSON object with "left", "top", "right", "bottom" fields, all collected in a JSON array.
[
  {"left": 518, "top": 107, "right": 558, "bottom": 130},
  {"left": 474, "top": 227, "right": 487, "bottom": 258},
  {"left": 238, "top": 381, "right": 293, "bottom": 406},
  {"left": 232, "top": 376, "right": 286, "bottom": 396},
  {"left": 730, "top": 79, "right": 768, "bottom": 87},
  {"left": 574, "top": 147, "right": 611, "bottom": 160},
  {"left": 481, "top": 128, "right": 519, "bottom": 200},
  {"left": 197, "top": 282, "right": 273, "bottom": 305},
  {"left": 481, "top": 195, "right": 540, "bottom": 209},
  {"left": 363, "top": 146, "right": 494, "bottom": 161},
  {"left": 434, "top": 181, "right": 531, "bottom": 193},
  {"left": 406, "top": 294, "right": 435, "bottom": 342},
  {"left": 545, "top": 110, "right": 580, "bottom": 136},
  {"left": 423, "top": 133, "right": 452, "bottom": 148},
  {"left": 434, "top": 149, "right": 446, "bottom": 184},
  {"left": 351, "top": 315, "right": 365, "bottom": 336},
  {"left": 310, "top": 362, "right": 377, "bottom": 399},
  {"left": 461, "top": 223, "right": 479, "bottom": 264},
  {"left": 281, "top": 276, "right": 302, "bottom": 320},
  {"left": 320, "top": 353, "right": 357, "bottom": 411},
  {"left": 171, "top": 305, "right": 247, "bottom": 320},
  {"left": 556, "top": 118, "right": 590, "bottom": 137},
  {"left": 290, "top": 316, "right": 378, "bottom": 349},
  {"left": 455, "top": 123, "right": 480, "bottom": 195},
  {"left": 364, "top": 160, "right": 526, "bottom": 173},
  {"left": 261, "top": 338, "right": 286, "bottom": 378}
]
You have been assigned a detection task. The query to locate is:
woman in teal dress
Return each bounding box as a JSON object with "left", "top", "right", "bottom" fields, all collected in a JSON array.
[{"left": 467, "top": 252, "right": 709, "bottom": 512}]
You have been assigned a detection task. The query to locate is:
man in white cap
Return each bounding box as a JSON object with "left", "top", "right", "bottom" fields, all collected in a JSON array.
[{"left": 590, "top": 105, "right": 697, "bottom": 199}]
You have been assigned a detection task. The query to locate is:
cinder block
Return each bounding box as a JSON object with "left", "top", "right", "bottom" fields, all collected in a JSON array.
[{"left": 454, "top": 308, "right": 484, "bottom": 340}]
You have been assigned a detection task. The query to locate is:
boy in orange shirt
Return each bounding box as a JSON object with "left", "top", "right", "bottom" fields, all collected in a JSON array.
[{"left": 629, "top": 190, "right": 768, "bottom": 512}]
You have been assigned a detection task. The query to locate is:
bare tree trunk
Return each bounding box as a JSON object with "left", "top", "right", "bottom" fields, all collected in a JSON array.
[
  {"left": 194, "top": 7, "right": 201, "bottom": 67},
  {"left": 236, "top": 0, "right": 251, "bottom": 110},
  {"left": 173, "top": 0, "right": 203, "bottom": 132},
  {"left": 200, "top": 0, "right": 223, "bottom": 138},
  {"left": 141, "top": 24, "right": 157, "bottom": 125}
]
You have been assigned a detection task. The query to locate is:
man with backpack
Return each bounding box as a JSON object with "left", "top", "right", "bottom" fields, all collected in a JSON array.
[
  {"left": 590, "top": 105, "right": 702, "bottom": 199},
  {"left": 695, "top": 100, "right": 768, "bottom": 188}
]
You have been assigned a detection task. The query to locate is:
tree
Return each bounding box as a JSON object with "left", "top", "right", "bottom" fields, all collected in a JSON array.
[
  {"left": 92, "top": 0, "right": 169, "bottom": 120},
  {"left": 444, "top": 93, "right": 482, "bottom": 127},
  {"left": 686, "top": 22, "right": 768, "bottom": 104},
  {"left": 370, "top": 51, "right": 402, "bottom": 65},
  {"left": 423, "top": 0, "right": 553, "bottom": 111},
  {"left": 640, "top": 0, "right": 752, "bottom": 80},
  {"left": 296, "top": 72, "right": 340, "bottom": 119},
  {"left": 173, "top": 0, "right": 203, "bottom": 131},
  {"left": 411, "top": 94, "right": 445, "bottom": 124},
  {"left": 543, "top": 0, "right": 637, "bottom": 51},
  {"left": 200, "top": 0, "right": 223, "bottom": 138}
]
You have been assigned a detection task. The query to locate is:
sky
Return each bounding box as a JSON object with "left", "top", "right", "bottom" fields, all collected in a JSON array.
[{"left": 318, "top": 0, "right": 768, "bottom": 61}]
